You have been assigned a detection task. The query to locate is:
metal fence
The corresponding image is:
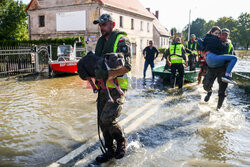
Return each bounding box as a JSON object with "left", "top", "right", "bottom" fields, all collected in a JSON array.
[
  {"left": 0, "top": 46, "right": 35, "bottom": 77},
  {"left": 0, "top": 45, "right": 50, "bottom": 78}
]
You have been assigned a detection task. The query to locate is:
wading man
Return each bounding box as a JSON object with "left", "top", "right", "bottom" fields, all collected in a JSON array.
[
  {"left": 165, "top": 37, "right": 188, "bottom": 88},
  {"left": 93, "top": 14, "right": 131, "bottom": 163},
  {"left": 203, "top": 28, "right": 236, "bottom": 109},
  {"left": 186, "top": 34, "right": 198, "bottom": 71},
  {"left": 143, "top": 40, "right": 159, "bottom": 79}
]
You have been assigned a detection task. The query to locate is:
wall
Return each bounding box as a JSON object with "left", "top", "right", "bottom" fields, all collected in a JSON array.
[
  {"left": 27, "top": 2, "right": 100, "bottom": 40},
  {"left": 102, "top": 7, "right": 153, "bottom": 56}
]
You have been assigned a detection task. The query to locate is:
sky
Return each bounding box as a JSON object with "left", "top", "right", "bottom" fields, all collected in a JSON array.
[{"left": 21, "top": 0, "right": 250, "bottom": 31}]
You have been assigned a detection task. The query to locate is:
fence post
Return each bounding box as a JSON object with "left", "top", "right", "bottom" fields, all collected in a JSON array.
[{"left": 35, "top": 45, "right": 39, "bottom": 73}]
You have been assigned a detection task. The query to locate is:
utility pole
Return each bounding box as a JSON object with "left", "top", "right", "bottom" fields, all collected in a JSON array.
[{"left": 188, "top": 9, "right": 191, "bottom": 41}]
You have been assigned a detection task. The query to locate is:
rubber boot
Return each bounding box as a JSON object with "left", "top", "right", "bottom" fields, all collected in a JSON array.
[
  {"left": 96, "top": 146, "right": 115, "bottom": 163},
  {"left": 204, "top": 91, "right": 212, "bottom": 102},
  {"left": 217, "top": 95, "right": 225, "bottom": 110},
  {"left": 115, "top": 139, "right": 127, "bottom": 159}
]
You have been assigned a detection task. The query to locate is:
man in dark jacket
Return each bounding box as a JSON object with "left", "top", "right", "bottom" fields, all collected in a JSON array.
[
  {"left": 93, "top": 14, "right": 131, "bottom": 163},
  {"left": 143, "top": 40, "right": 159, "bottom": 79}
]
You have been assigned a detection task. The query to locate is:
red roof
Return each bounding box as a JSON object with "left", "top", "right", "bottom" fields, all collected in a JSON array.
[
  {"left": 25, "top": 0, "right": 34, "bottom": 12},
  {"left": 26, "top": 0, "right": 153, "bottom": 18}
]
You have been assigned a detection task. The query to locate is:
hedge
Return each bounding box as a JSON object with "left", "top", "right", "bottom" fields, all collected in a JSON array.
[{"left": 158, "top": 48, "right": 166, "bottom": 54}]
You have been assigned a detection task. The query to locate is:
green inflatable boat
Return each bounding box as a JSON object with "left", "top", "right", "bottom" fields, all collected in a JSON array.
[{"left": 153, "top": 66, "right": 199, "bottom": 83}]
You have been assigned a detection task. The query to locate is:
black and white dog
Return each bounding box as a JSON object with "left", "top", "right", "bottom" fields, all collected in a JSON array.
[{"left": 77, "top": 52, "right": 125, "bottom": 103}]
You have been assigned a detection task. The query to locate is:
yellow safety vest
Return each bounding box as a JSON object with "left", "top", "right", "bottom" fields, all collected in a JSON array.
[
  {"left": 169, "top": 44, "right": 184, "bottom": 64},
  {"left": 106, "top": 34, "right": 131, "bottom": 89},
  {"left": 228, "top": 43, "right": 233, "bottom": 54},
  {"left": 186, "top": 41, "right": 198, "bottom": 55}
]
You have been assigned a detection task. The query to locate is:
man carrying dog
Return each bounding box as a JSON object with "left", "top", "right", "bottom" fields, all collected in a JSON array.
[{"left": 93, "top": 14, "right": 131, "bottom": 163}]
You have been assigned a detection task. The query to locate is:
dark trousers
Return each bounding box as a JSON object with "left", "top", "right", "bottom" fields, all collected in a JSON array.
[
  {"left": 97, "top": 89, "right": 126, "bottom": 149},
  {"left": 170, "top": 63, "right": 184, "bottom": 88},
  {"left": 143, "top": 60, "right": 154, "bottom": 78},
  {"left": 203, "top": 66, "right": 228, "bottom": 108},
  {"left": 188, "top": 54, "right": 196, "bottom": 71}
]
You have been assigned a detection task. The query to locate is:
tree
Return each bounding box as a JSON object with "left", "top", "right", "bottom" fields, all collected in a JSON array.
[
  {"left": 215, "top": 17, "right": 238, "bottom": 46},
  {"left": 237, "top": 12, "right": 250, "bottom": 50},
  {"left": 170, "top": 27, "right": 177, "bottom": 36},
  {"left": 183, "top": 18, "right": 206, "bottom": 40},
  {"left": 203, "top": 20, "right": 216, "bottom": 35},
  {"left": 0, "top": 0, "right": 28, "bottom": 40}
]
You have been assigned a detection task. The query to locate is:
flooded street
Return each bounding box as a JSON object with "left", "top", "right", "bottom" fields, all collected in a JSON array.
[{"left": 0, "top": 53, "right": 250, "bottom": 167}]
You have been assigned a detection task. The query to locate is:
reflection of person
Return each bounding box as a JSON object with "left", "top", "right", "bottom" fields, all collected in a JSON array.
[
  {"left": 93, "top": 14, "right": 131, "bottom": 163},
  {"left": 143, "top": 40, "right": 159, "bottom": 79},
  {"left": 186, "top": 34, "right": 198, "bottom": 71},
  {"left": 203, "top": 28, "right": 236, "bottom": 109},
  {"left": 164, "top": 37, "right": 187, "bottom": 88}
]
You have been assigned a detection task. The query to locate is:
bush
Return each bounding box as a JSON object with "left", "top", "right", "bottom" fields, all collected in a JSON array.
[{"left": 159, "top": 48, "right": 166, "bottom": 54}]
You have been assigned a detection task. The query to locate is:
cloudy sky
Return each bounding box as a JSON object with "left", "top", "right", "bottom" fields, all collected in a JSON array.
[{"left": 21, "top": 0, "right": 250, "bottom": 31}]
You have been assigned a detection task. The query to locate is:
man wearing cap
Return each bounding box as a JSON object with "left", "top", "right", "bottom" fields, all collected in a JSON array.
[
  {"left": 186, "top": 34, "right": 198, "bottom": 71},
  {"left": 93, "top": 14, "right": 131, "bottom": 163},
  {"left": 165, "top": 37, "right": 188, "bottom": 88},
  {"left": 143, "top": 40, "right": 159, "bottom": 79},
  {"left": 203, "top": 28, "right": 236, "bottom": 109}
]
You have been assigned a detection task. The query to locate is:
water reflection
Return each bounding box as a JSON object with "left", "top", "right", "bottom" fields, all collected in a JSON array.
[{"left": 0, "top": 54, "right": 249, "bottom": 167}]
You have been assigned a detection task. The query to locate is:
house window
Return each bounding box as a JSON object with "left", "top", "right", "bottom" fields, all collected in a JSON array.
[
  {"left": 147, "top": 23, "right": 149, "bottom": 32},
  {"left": 140, "top": 21, "right": 143, "bottom": 31},
  {"left": 39, "top": 15, "right": 45, "bottom": 27},
  {"left": 120, "top": 16, "right": 123, "bottom": 28},
  {"left": 131, "top": 19, "right": 134, "bottom": 30}
]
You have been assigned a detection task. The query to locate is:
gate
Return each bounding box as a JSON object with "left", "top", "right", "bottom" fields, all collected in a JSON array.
[
  {"left": 0, "top": 45, "right": 51, "bottom": 78},
  {"left": 35, "top": 45, "right": 51, "bottom": 73}
]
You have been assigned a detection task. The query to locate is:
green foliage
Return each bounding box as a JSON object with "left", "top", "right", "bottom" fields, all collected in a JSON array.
[
  {"left": 237, "top": 12, "right": 250, "bottom": 49},
  {"left": 158, "top": 48, "right": 166, "bottom": 54},
  {"left": 170, "top": 27, "right": 177, "bottom": 36},
  {"left": 215, "top": 17, "right": 238, "bottom": 46},
  {"left": 182, "top": 13, "right": 250, "bottom": 49},
  {"left": 0, "top": 0, "right": 28, "bottom": 40}
]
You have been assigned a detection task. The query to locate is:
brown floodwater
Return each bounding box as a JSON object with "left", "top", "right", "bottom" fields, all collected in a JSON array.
[{"left": 0, "top": 53, "right": 250, "bottom": 167}]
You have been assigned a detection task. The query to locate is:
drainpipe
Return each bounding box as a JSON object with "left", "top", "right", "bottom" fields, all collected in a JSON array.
[{"left": 27, "top": 13, "right": 31, "bottom": 40}]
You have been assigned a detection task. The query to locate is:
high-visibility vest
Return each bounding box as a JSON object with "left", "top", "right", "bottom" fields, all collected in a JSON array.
[
  {"left": 106, "top": 34, "right": 131, "bottom": 89},
  {"left": 228, "top": 43, "right": 233, "bottom": 54},
  {"left": 186, "top": 41, "right": 198, "bottom": 55},
  {"left": 169, "top": 44, "right": 183, "bottom": 64}
]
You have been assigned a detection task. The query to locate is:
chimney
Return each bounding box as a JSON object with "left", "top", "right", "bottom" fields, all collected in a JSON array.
[
  {"left": 155, "top": 10, "right": 159, "bottom": 19},
  {"left": 146, "top": 8, "right": 150, "bottom": 12}
]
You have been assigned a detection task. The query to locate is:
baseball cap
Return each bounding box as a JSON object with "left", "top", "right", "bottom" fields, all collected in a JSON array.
[
  {"left": 191, "top": 34, "right": 196, "bottom": 38},
  {"left": 93, "top": 14, "right": 114, "bottom": 24},
  {"left": 222, "top": 28, "right": 230, "bottom": 34}
]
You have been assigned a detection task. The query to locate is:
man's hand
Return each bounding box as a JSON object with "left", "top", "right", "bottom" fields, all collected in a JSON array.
[
  {"left": 185, "top": 61, "right": 188, "bottom": 67},
  {"left": 167, "top": 61, "right": 171, "bottom": 67}
]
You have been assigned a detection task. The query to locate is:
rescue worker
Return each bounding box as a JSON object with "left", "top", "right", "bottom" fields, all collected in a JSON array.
[
  {"left": 186, "top": 34, "right": 198, "bottom": 71},
  {"left": 165, "top": 37, "right": 188, "bottom": 88},
  {"left": 143, "top": 40, "right": 159, "bottom": 79},
  {"left": 203, "top": 28, "right": 236, "bottom": 109},
  {"left": 93, "top": 14, "right": 131, "bottom": 163}
]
